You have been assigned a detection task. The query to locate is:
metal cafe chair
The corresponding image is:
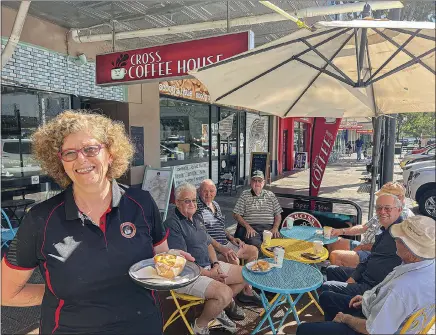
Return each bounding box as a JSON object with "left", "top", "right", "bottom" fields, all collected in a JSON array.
[{"left": 1, "top": 209, "right": 18, "bottom": 249}]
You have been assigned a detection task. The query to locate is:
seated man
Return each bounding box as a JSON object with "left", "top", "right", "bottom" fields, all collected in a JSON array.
[
  {"left": 296, "top": 216, "right": 435, "bottom": 335},
  {"left": 165, "top": 183, "right": 261, "bottom": 335},
  {"left": 328, "top": 182, "right": 414, "bottom": 267},
  {"left": 233, "top": 171, "right": 283, "bottom": 248},
  {"left": 197, "top": 179, "right": 258, "bottom": 265},
  {"left": 321, "top": 194, "right": 403, "bottom": 296}
]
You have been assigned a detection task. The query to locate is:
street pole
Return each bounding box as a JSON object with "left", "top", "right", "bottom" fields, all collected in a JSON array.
[
  {"left": 368, "top": 116, "right": 382, "bottom": 220},
  {"left": 382, "top": 115, "right": 397, "bottom": 184}
]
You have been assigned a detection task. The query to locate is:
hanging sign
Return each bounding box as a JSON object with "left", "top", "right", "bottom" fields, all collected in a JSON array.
[
  {"left": 218, "top": 114, "right": 235, "bottom": 139},
  {"left": 96, "top": 31, "right": 253, "bottom": 85}
]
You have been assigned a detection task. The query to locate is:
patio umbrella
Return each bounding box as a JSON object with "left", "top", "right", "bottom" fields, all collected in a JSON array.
[
  {"left": 190, "top": 19, "right": 435, "bottom": 216},
  {"left": 191, "top": 20, "right": 435, "bottom": 118}
]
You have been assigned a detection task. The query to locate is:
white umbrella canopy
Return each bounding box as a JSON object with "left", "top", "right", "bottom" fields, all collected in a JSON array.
[{"left": 190, "top": 20, "right": 435, "bottom": 118}]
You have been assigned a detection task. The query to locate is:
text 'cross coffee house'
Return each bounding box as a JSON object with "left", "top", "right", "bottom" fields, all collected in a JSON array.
[{"left": 95, "top": 31, "right": 253, "bottom": 85}]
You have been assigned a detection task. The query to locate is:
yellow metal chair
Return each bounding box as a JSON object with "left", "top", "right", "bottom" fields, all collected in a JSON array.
[
  {"left": 399, "top": 304, "right": 435, "bottom": 334},
  {"left": 164, "top": 291, "right": 204, "bottom": 334}
]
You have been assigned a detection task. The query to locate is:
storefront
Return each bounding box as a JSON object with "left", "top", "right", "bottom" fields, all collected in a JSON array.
[
  {"left": 277, "top": 117, "right": 313, "bottom": 174},
  {"left": 158, "top": 86, "right": 266, "bottom": 187}
]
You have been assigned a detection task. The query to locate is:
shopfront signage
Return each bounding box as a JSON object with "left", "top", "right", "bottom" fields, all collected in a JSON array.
[
  {"left": 294, "top": 152, "right": 308, "bottom": 169},
  {"left": 339, "top": 120, "right": 363, "bottom": 130},
  {"left": 173, "top": 162, "right": 209, "bottom": 188},
  {"left": 356, "top": 129, "right": 373, "bottom": 134},
  {"left": 309, "top": 117, "right": 342, "bottom": 197},
  {"left": 96, "top": 31, "right": 253, "bottom": 85}
]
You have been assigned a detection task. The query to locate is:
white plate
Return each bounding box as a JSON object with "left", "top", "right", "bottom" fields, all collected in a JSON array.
[{"left": 245, "top": 260, "right": 276, "bottom": 274}]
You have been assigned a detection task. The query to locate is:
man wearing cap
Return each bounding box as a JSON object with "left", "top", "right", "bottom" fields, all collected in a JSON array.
[
  {"left": 233, "top": 171, "right": 283, "bottom": 248},
  {"left": 321, "top": 194, "right": 403, "bottom": 296},
  {"left": 328, "top": 182, "right": 414, "bottom": 267},
  {"left": 296, "top": 215, "right": 435, "bottom": 335}
]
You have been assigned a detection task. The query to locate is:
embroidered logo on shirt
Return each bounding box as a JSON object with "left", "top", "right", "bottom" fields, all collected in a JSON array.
[{"left": 120, "top": 222, "right": 136, "bottom": 238}]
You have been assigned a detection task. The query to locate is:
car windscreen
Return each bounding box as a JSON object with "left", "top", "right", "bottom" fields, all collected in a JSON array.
[{"left": 2, "top": 141, "right": 32, "bottom": 155}]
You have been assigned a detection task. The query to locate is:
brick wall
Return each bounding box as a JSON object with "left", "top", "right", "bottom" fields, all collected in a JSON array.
[{"left": 1, "top": 38, "right": 125, "bottom": 101}]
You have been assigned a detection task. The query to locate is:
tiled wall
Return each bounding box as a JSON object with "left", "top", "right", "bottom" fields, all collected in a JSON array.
[{"left": 1, "top": 38, "right": 125, "bottom": 101}]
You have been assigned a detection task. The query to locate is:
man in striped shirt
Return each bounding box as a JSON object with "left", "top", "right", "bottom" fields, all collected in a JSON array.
[
  {"left": 233, "top": 171, "right": 283, "bottom": 248},
  {"left": 198, "top": 179, "right": 258, "bottom": 266}
]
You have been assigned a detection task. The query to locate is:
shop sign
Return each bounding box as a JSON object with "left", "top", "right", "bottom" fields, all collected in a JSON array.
[
  {"left": 159, "top": 79, "right": 210, "bottom": 102},
  {"left": 356, "top": 129, "right": 373, "bottom": 134},
  {"left": 339, "top": 120, "right": 363, "bottom": 130},
  {"left": 173, "top": 162, "right": 209, "bottom": 188},
  {"left": 310, "top": 117, "right": 342, "bottom": 197},
  {"left": 294, "top": 152, "right": 308, "bottom": 169},
  {"left": 96, "top": 31, "right": 253, "bottom": 85}
]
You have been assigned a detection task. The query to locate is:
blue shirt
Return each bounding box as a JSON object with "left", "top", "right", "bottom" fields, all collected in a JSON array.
[{"left": 164, "top": 208, "right": 212, "bottom": 268}]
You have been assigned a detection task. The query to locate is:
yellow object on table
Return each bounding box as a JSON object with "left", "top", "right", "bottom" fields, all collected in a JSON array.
[
  {"left": 261, "top": 238, "right": 329, "bottom": 264},
  {"left": 259, "top": 238, "right": 328, "bottom": 318}
]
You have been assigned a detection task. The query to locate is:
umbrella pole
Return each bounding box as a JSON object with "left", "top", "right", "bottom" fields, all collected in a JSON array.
[{"left": 368, "top": 116, "right": 382, "bottom": 219}]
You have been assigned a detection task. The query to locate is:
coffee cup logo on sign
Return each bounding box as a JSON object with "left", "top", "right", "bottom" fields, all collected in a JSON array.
[{"left": 111, "top": 53, "right": 129, "bottom": 80}]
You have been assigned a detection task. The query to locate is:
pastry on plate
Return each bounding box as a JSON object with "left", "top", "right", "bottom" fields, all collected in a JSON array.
[
  {"left": 251, "top": 260, "right": 270, "bottom": 272},
  {"left": 154, "top": 253, "right": 186, "bottom": 279}
]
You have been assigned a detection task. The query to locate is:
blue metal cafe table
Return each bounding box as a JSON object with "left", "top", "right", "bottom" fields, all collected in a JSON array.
[
  {"left": 280, "top": 225, "right": 338, "bottom": 244},
  {"left": 242, "top": 259, "right": 323, "bottom": 335}
]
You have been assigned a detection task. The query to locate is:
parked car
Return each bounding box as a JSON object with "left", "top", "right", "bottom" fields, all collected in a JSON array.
[
  {"left": 410, "top": 143, "right": 436, "bottom": 155},
  {"left": 1, "top": 139, "right": 37, "bottom": 168},
  {"left": 406, "top": 166, "right": 436, "bottom": 219},
  {"left": 400, "top": 146, "right": 436, "bottom": 169},
  {"left": 403, "top": 159, "right": 435, "bottom": 188}
]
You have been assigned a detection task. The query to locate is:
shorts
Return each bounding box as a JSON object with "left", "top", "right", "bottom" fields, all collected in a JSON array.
[
  {"left": 219, "top": 241, "right": 240, "bottom": 254},
  {"left": 356, "top": 250, "right": 371, "bottom": 262},
  {"left": 349, "top": 240, "right": 361, "bottom": 250},
  {"left": 175, "top": 261, "right": 232, "bottom": 299}
]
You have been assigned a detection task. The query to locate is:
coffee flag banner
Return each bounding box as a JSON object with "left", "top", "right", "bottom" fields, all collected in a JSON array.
[
  {"left": 218, "top": 114, "right": 235, "bottom": 139},
  {"left": 309, "top": 117, "right": 342, "bottom": 197}
]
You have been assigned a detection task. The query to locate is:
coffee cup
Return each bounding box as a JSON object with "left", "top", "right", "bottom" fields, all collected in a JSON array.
[
  {"left": 323, "top": 226, "right": 333, "bottom": 239},
  {"left": 263, "top": 230, "right": 273, "bottom": 246},
  {"left": 313, "top": 240, "right": 324, "bottom": 254},
  {"left": 111, "top": 68, "right": 127, "bottom": 80},
  {"left": 274, "top": 247, "right": 285, "bottom": 268},
  {"left": 284, "top": 217, "right": 294, "bottom": 229}
]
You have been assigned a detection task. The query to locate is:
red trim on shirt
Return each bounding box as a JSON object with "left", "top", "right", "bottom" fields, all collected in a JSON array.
[
  {"left": 3, "top": 257, "right": 37, "bottom": 271},
  {"left": 99, "top": 207, "right": 112, "bottom": 235},
  {"left": 52, "top": 299, "right": 65, "bottom": 334},
  {"left": 153, "top": 229, "right": 169, "bottom": 247}
]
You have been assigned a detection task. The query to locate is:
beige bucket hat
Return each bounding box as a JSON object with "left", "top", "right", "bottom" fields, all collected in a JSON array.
[
  {"left": 390, "top": 216, "right": 435, "bottom": 259},
  {"left": 375, "top": 181, "right": 406, "bottom": 197}
]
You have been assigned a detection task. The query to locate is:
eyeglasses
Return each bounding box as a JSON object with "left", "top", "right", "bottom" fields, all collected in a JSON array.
[
  {"left": 178, "top": 199, "right": 197, "bottom": 205},
  {"left": 375, "top": 205, "right": 398, "bottom": 213},
  {"left": 58, "top": 144, "right": 106, "bottom": 162}
]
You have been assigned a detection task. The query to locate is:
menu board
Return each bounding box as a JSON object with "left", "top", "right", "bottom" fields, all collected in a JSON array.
[
  {"left": 173, "top": 162, "right": 209, "bottom": 187},
  {"left": 250, "top": 152, "right": 270, "bottom": 181}
]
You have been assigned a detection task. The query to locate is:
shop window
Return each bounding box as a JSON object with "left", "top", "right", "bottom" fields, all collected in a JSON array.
[
  {"left": 1, "top": 86, "right": 70, "bottom": 179},
  {"left": 160, "top": 97, "right": 210, "bottom": 165}
]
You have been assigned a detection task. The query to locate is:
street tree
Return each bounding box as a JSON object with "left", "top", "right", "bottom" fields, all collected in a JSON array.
[{"left": 398, "top": 112, "right": 436, "bottom": 141}]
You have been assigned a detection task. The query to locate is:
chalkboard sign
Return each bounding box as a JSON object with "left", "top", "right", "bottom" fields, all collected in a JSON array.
[
  {"left": 294, "top": 152, "right": 308, "bottom": 169},
  {"left": 250, "top": 152, "right": 270, "bottom": 181},
  {"left": 294, "top": 199, "right": 333, "bottom": 212}
]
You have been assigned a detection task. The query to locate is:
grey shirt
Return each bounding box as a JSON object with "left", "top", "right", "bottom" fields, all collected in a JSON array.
[{"left": 164, "top": 208, "right": 212, "bottom": 268}]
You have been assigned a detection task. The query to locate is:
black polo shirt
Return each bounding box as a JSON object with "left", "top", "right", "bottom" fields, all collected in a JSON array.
[
  {"left": 5, "top": 181, "right": 167, "bottom": 335},
  {"left": 164, "top": 208, "right": 212, "bottom": 268},
  {"left": 351, "top": 218, "right": 403, "bottom": 287}
]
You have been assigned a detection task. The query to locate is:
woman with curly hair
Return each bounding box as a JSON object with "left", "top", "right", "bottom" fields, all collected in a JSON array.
[{"left": 1, "top": 110, "right": 193, "bottom": 335}]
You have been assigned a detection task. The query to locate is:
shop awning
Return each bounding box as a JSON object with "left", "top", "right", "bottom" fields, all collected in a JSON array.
[{"left": 190, "top": 20, "right": 435, "bottom": 118}]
